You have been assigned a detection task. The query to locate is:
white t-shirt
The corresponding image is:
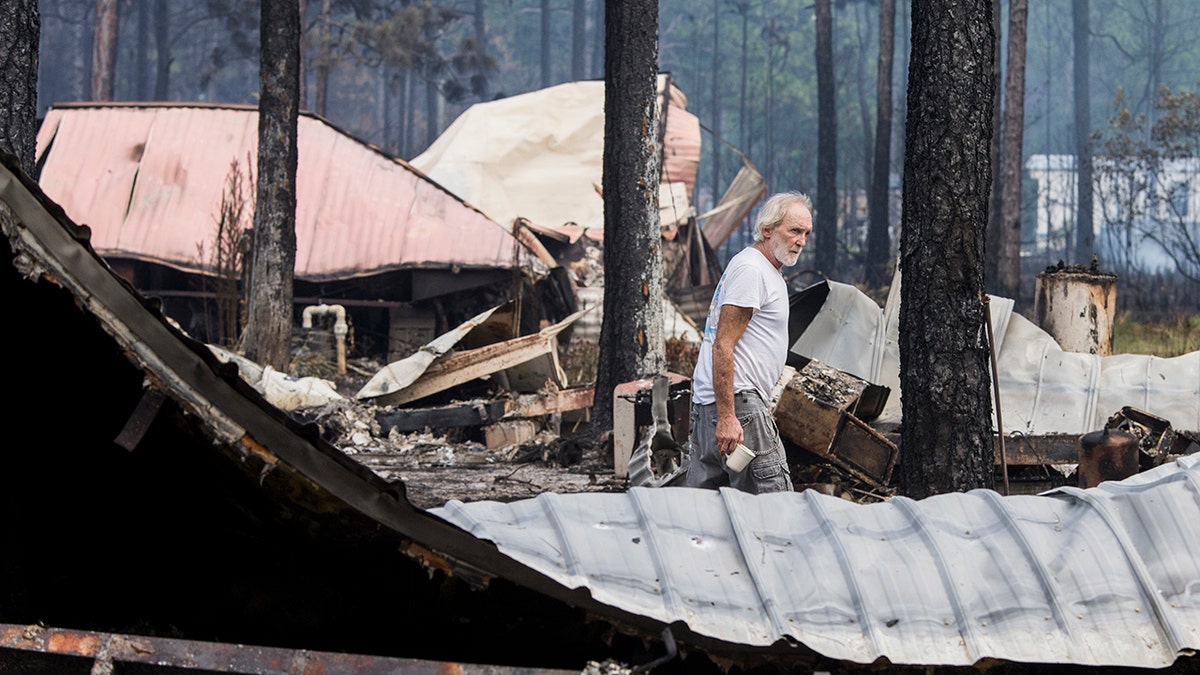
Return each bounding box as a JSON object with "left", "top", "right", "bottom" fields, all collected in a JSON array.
[{"left": 691, "top": 246, "right": 789, "bottom": 405}]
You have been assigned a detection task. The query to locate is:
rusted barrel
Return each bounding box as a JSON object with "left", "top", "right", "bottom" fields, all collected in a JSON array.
[
  {"left": 1034, "top": 263, "right": 1118, "bottom": 355},
  {"left": 1078, "top": 427, "right": 1139, "bottom": 488}
]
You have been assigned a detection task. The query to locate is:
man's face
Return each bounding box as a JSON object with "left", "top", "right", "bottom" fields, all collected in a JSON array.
[{"left": 766, "top": 203, "right": 812, "bottom": 267}]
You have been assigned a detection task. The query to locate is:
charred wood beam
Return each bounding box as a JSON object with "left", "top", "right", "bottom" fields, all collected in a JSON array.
[
  {"left": 376, "top": 400, "right": 508, "bottom": 434},
  {"left": 0, "top": 622, "right": 578, "bottom": 674}
]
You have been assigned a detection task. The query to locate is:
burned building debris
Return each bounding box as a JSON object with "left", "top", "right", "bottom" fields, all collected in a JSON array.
[{"left": 6, "top": 136, "right": 1200, "bottom": 672}]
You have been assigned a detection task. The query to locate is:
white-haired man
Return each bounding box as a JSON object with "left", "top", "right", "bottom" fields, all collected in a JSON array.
[{"left": 685, "top": 191, "right": 812, "bottom": 493}]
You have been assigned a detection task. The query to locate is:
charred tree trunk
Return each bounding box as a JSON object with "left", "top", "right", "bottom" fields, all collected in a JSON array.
[
  {"left": 315, "top": 0, "right": 331, "bottom": 116},
  {"left": 243, "top": 0, "right": 300, "bottom": 371},
  {"left": 572, "top": 0, "right": 586, "bottom": 81},
  {"left": 899, "top": 0, "right": 996, "bottom": 499},
  {"left": 425, "top": 78, "right": 439, "bottom": 148},
  {"left": 1073, "top": 0, "right": 1095, "bottom": 264},
  {"left": 0, "top": 0, "right": 39, "bottom": 177},
  {"left": 591, "top": 0, "right": 603, "bottom": 79},
  {"left": 592, "top": 0, "right": 664, "bottom": 439},
  {"left": 815, "top": 0, "right": 837, "bottom": 278},
  {"left": 153, "top": 0, "right": 169, "bottom": 99},
  {"left": 135, "top": 0, "right": 148, "bottom": 99},
  {"left": 541, "top": 0, "right": 552, "bottom": 88},
  {"left": 710, "top": 0, "right": 721, "bottom": 213},
  {"left": 999, "top": 0, "right": 1028, "bottom": 297},
  {"left": 984, "top": 0, "right": 1003, "bottom": 295},
  {"left": 92, "top": 0, "right": 119, "bottom": 101},
  {"left": 865, "top": 0, "right": 895, "bottom": 290}
]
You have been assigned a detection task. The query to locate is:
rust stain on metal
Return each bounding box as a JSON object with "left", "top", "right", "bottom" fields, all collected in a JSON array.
[{"left": 2, "top": 622, "right": 573, "bottom": 674}]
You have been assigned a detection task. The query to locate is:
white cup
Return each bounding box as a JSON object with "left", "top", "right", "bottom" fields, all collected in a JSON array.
[{"left": 726, "top": 443, "right": 756, "bottom": 472}]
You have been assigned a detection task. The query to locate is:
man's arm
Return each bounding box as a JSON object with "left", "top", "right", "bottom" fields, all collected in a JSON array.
[{"left": 712, "top": 304, "right": 754, "bottom": 455}]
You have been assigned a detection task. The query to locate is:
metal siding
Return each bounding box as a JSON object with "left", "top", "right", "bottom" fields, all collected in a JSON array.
[{"left": 433, "top": 454, "right": 1200, "bottom": 667}]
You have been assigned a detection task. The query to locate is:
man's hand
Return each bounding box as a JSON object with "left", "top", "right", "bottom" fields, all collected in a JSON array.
[{"left": 715, "top": 410, "right": 743, "bottom": 455}]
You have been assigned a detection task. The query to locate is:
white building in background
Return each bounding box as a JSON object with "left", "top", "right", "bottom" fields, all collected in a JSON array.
[{"left": 1025, "top": 153, "right": 1200, "bottom": 273}]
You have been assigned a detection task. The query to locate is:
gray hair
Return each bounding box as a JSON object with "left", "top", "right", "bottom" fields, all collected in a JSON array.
[{"left": 753, "top": 191, "right": 814, "bottom": 242}]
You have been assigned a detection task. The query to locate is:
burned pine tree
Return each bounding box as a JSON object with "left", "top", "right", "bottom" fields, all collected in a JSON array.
[
  {"left": 0, "top": 0, "right": 39, "bottom": 176},
  {"left": 243, "top": 0, "right": 300, "bottom": 370},
  {"left": 592, "top": 0, "right": 665, "bottom": 439},
  {"left": 899, "top": 0, "right": 997, "bottom": 499}
]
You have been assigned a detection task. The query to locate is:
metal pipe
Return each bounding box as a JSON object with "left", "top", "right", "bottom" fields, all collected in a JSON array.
[
  {"left": 301, "top": 303, "right": 347, "bottom": 375},
  {"left": 982, "top": 294, "right": 1010, "bottom": 496}
]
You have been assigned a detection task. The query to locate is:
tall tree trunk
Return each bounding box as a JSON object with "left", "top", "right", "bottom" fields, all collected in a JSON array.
[
  {"left": 591, "top": 0, "right": 603, "bottom": 79},
  {"left": 92, "top": 0, "right": 119, "bottom": 101},
  {"left": 425, "top": 78, "right": 438, "bottom": 149},
  {"left": 984, "top": 0, "right": 1003, "bottom": 295},
  {"left": 999, "top": 0, "right": 1028, "bottom": 296},
  {"left": 475, "top": 0, "right": 486, "bottom": 57},
  {"left": 592, "top": 0, "right": 664, "bottom": 440},
  {"left": 765, "top": 17, "right": 775, "bottom": 192},
  {"left": 854, "top": 3, "right": 873, "bottom": 211},
  {"left": 899, "top": 0, "right": 996, "bottom": 499},
  {"left": 243, "top": 0, "right": 300, "bottom": 370},
  {"left": 297, "top": 0, "right": 306, "bottom": 108},
  {"left": 738, "top": 3, "right": 748, "bottom": 153},
  {"left": 541, "top": 0, "right": 552, "bottom": 88},
  {"left": 1144, "top": 0, "right": 1163, "bottom": 125},
  {"left": 135, "top": 0, "right": 148, "bottom": 100},
  {"left": 315, "top": 0, "right": 331, "bottom": 116},
  {"left": 0, "top": 0, "right": 39, "bottom": 177},
  {"left": 1073, "top": 0, "right": 1094, "bottom": 264},
  {"left": 865, "top": 0, "right": 895, "bottom": 290},
  {"left": 400, "top": 69, "right": 412, "bottom": 157},
  {"left": 815, "top": 0, "right": 837, "bottom": 277},
  {"left": 153, "top": 0, "right": 168, "bottom": 99},
  {"left": 572, "top": 0, "right": 586, "bottom": 81},
  {"left": 710, "top": 0, "right": 721, "bottom": 212}
]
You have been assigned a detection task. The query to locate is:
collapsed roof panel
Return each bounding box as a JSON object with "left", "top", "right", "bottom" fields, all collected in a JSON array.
[
  {"left": 35, "top": 102, "right": 536, "bottom": 281},
  {"left": 433, "top": 456, "right": 1200, "bottom": 668}
]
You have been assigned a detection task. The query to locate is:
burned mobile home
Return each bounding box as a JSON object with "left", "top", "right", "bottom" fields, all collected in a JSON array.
[
  {"left": 31, "top": 76, "right": 747, "bottom": 367},
  {"left": 6, "top": 148, "right": 1200, "bottom": 673},
  {"left": 34, "top": 101, "right": 566, "bottom": 361}
]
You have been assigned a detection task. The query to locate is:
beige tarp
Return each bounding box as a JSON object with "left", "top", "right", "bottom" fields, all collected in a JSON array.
[{"left": 411, "top": 75, "right": 700, "bottom": 231}]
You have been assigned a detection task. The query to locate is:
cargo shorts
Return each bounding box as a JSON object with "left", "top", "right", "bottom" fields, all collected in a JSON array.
[{"left": 683, "top": 389, "right": 793, "bottom": 494}]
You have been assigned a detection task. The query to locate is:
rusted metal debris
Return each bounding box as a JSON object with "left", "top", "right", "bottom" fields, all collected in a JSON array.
[
  {"left": 774, "top": 359, "right": 898, "bottom": 494},
  {"left": 0, "top": 622, "right": 578, "bottom": 675},
  {"left": 1104, "top": 405, "right": 1192, "bottom": 471}
]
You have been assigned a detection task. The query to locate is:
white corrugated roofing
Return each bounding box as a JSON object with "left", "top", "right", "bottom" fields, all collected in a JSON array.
[
  {"left": 433, "top": 453, "right": 1200, "bottom": 668},
  {"left": 790, "top": 272, "right": 1200, "bottom": 434}
]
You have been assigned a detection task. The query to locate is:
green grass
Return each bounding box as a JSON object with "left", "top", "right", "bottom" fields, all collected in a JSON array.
[{"left": 1113, "top": 312, "right": 1200, "bottom": 357}]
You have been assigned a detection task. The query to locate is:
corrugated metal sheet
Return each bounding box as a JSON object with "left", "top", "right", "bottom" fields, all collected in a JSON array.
[
  {"left": 412, "top": 75, "right": 701, "bottom": 231},
  {"left": 790, "top": 273, "right": 1200, "bottom": 434},
  {"left": 433, "top": 453, "right": 1200, "bottom": 668},
  {"left": 35, "top": 102, "right": 534, "bottom": 280}
]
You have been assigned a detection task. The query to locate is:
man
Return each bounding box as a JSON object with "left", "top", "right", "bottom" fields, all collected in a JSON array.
[{"left": 684, "top": 191, "right": 813, "bottom": 493}]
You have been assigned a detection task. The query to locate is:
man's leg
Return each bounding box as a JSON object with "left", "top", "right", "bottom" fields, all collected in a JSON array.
[
  {"left": 728, "top": 391, "right": 792, "bottom": 494},
  {"left": 683, "top": 403, "right": 728, "bottom": 489}
]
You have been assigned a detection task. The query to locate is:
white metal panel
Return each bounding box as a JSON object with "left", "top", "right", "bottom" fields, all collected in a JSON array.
[
  {"left": 433, "top": 453, "right": 1200, "bottom": 668},
  {"left": 789, "top": 276, "right": 1200, "bottom": 435}
]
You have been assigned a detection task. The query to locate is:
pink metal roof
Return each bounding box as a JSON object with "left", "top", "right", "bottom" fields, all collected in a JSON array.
[{"left": 35, "top": 103, "right": 534, "bottom": 281}]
